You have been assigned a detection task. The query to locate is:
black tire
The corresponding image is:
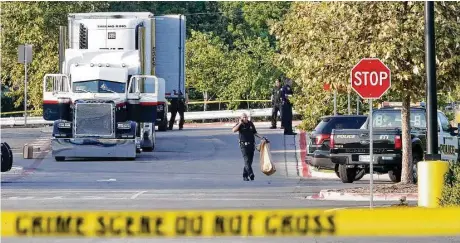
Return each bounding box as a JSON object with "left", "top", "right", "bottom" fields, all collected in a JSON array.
[
  {"left": 338, "top": 164, "right": 356, "bottom": 183},
  {"left": 412, "top": 152, "right": 422, "bottom": 184},
  {"left": 158, "top": 112, "right": 168, "bottom": 131},
  {"left": 334, "top": 164, "right": 340, "bottom": 178},
  {"left": 1, "top": 143, "right": 13, "bottom": 172},
  {"left": 354, "top": 169, "right": 366, "bottom": 181},
  {"left": 143, "top": 147, "right": 154, "bottom": 152},
  {"left": 388, "top": 168, "right": 401, "bottom": 183},
  {"left": 55, "top": 156, "right": 65, "bottom": 162}
]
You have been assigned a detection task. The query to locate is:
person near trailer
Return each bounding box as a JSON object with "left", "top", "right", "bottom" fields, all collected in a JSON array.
[
  {"left": 270, "top": 78, "right": 283, "bottom": 129},
  {"left": 281, "top": 78, "right": 297, "bottom": 135},
  {"left": 232, "top": 113, "right": 266, "bottom": 181},
  {"left": 168, "top": 90, "right": 187, "bottom": 130}
]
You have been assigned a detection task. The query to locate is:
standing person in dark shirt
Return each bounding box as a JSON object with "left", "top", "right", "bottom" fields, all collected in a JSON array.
[
  {"left": 281, "top": 78, "right": 297, "bottom": 135},
  {"left": 270, "top": 78, "right": 282, "bottom": 129},
  {"left": 232, "top": 113, "right": 266, "bottom": 181},
  {"left": 168, "top": 90, "right": 187, "bottom": 130}
]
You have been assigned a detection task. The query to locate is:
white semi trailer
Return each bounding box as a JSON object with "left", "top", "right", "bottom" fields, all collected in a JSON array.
[{"left": 42, "top": 12, "right": 185, "bottom": 161}]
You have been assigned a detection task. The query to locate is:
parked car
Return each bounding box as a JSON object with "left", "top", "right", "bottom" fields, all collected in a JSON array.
[{"left": 306, "top": 115, "right": 367, "bottom": 179}]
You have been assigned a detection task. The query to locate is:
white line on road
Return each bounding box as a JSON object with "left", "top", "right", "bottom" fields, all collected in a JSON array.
[
  {"left": 97, "top": 179, "right": 117, "bottom": 182},
  {"left": 130, "top": 191, "right": 147, "bottom": 199}
]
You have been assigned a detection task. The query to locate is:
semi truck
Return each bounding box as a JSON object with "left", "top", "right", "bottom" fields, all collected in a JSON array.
[{"left": 41, "top": 12, "right": 185, "bottom": 161}]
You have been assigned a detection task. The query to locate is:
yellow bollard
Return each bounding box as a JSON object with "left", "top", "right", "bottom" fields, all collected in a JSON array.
[{"left": 418, "top": 160, "right": 450, "bottom": 208}]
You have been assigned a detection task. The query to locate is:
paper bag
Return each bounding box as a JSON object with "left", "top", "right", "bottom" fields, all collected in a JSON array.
[{"left": 259, "top": 139, "right": 276, "bottom": 176}]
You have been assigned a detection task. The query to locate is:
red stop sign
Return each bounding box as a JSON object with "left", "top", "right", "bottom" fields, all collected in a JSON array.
[{"left": 351, "top": 58, "right": 391, "bottom": 99}]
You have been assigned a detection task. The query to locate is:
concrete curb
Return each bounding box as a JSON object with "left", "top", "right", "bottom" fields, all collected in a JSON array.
[{"left": 307, "top": 189, "right": 418, "bottom": 201}]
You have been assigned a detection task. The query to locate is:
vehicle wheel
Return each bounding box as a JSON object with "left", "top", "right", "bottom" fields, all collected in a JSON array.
[
  {"left": 334, "top": 164, "right": 340, "bottom": 178},
  {"left": 412, "top": 152, "right": 422, "bottom": 184},
  {"left": 1, "top": 143, "right": 13, "bottom": 172},
  {"left": 354, "top": 169, "right": 366, "bottom": 181},
  {"left": 55, "top": 156, "right": 65, "bottom": 162},
  {"left": 338, "top": 164, "right": 356, "bottom": 183},
  {"left": 127, "top": 157, "right": 136, "bottom": 161},
  {"left": 388, "top": 168, "right": 401, "bottom": 183},
  {"left": 142, "top": 146, "right": 154, "bottom": 152},
  {"left": 158, "top": 112, "right": 168, "bottom": 131}
]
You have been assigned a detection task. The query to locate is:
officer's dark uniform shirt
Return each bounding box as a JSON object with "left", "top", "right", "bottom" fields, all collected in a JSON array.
[
  {"left": 281, "top": 84, "right": 293, "bottom": 105},
  {"left": 237, "top": 121, "right": 257, "bottom": 143},
  {"left": 272, "top": 87, "right": 282, "bottom": 106}
]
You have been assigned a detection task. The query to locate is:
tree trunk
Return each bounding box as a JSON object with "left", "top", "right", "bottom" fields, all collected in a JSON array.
[{"left": 400, "top": 93, "right": 413, "bottom": 184}]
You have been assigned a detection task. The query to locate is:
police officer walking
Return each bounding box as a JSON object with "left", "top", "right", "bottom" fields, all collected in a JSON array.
[
  {"left": 168, "top": 90, "right": 187, "bottom": 130},
  {"left": 232, "top": 113, "right": 266, "bottom": 181},
  {"left": 281, "top": 78, "right": 296, "bottom": 135},
  {"left": 270, "top": 78, "right": 282, "bottom": 129}
]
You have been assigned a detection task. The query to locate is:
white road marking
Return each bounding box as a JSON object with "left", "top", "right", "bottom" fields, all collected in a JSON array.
[
  {"left": 130, "top": 191, "right": 147, "bottom": 199},
  {"left": 97, "top": 179, "right": 117, "bottom": 182}
]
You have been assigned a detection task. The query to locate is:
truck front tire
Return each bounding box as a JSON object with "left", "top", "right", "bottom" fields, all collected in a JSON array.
[
  {"left": 338, "top": 164, "right": 356, "bottom": 183},
  {"left": 388, "top": 168, "right": 401, "bottom": 183}
]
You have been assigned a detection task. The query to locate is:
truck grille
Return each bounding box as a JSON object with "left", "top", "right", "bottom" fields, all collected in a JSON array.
[{"left": 74, "top": 102, "right": 114, "bottom": 137}]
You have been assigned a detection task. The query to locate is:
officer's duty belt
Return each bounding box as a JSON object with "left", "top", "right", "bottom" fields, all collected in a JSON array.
[{"left": 239, "top": 141, "right": 254, "bottom": 146}]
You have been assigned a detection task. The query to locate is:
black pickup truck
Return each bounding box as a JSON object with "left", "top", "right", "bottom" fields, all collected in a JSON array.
[{"left": 329, "top": 105, "right": 459, "bottom": 183}]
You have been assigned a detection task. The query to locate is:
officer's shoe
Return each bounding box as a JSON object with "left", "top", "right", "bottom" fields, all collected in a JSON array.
[
  {"left": 284, "top": 131, "right": 297, "bottom": 135},
  {"left": 249, "top": 175, "right": 254, "bottom": 181},
  {"left": 269, "top": 126, "right": 276, "bottom": 129},
  {"left": 243, "top": 177, "right": 249, "bottom": 181}
]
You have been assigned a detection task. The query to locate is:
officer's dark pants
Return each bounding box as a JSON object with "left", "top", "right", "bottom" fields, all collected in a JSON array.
[
  {"left": 240, "top": 142, "right": 255, "bottom": 179},
  {"left": 282, "top": 103, "right": 293, "bottom": 133},
  {"left": 168, "top": 103, "right": 185, "bottom": 129},
  {"left": 271, "top": 105, "right": 281, "bottom": 128}
]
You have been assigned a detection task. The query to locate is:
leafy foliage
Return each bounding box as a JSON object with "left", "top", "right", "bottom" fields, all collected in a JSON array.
[
  {"left": 440, "top": 161, "right": 460, "bottom": 206},
  {"left": 273, "top": 2, "right": 460, "bottom": 183}
]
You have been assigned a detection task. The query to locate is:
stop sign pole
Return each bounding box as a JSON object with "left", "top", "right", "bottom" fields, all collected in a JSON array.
[{"left": 351, "top": 58, "right": 391, "bottom": 209}]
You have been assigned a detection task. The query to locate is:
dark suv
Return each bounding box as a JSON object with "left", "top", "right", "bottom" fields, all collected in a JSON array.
[{"left": 306, "top": 115, "right": 367, "bottom": 177}]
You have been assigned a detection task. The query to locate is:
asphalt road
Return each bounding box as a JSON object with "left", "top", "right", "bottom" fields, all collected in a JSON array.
[{"left": 1, "top": 124, "right": 458, "bottom": 242}]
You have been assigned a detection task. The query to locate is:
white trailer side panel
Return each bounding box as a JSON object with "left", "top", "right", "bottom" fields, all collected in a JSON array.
[{"left": 154, "top": 15, "right": 186, "bottom": 98}]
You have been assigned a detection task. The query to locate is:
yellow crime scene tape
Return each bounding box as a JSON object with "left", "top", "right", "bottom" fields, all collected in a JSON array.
[{"left": 2, "top": 207, "right": 460, "bottom": 238}]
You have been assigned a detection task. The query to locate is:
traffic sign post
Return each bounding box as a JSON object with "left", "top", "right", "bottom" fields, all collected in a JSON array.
[
  {"left": 18, "top": 44, "right": 33, "bottom": 125},
  {"left": 351, "top": 58, "right": 391, "bottom": 208}
]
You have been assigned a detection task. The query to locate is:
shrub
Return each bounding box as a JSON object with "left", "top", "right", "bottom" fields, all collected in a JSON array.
[{"left": 439, "top": 161, "right": 460, "bottom": 206}]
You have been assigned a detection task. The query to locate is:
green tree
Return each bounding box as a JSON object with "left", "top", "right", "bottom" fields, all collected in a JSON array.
[
  {"left": 273, "top": 2, "right": 460, "bottom": 184},
  {"left": 1, "top": 1, "right": 109, "bottom": 112}
]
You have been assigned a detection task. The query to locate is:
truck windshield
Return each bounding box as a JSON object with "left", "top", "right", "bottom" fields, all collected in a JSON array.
[
  {"left": 373, "top": 109, "right": 427, "bottom": 129},
  {"left": 73, "top": 80, "right": 125, "bottom": 94}
]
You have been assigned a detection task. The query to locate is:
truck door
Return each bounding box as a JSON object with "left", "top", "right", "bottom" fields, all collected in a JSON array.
[
  {"left": 126, "top": 75, "right": 160, "bottom": 123},
  {"left": 42, "top": 74, "right": 71, "bottom": 121},
  {"left": 438, "top": 112, "right": 458, "bottom": 162}
]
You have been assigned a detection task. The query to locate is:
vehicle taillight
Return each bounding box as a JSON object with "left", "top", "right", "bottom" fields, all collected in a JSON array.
[
  {"left": 394, "top": 135, "right": 402, "bottom": 149},
  {"left": 330, "top": 135, "right": 335, "bottom": 148},
  {"left": 315, "top": 134, "right": 330, "bottom": 145}
]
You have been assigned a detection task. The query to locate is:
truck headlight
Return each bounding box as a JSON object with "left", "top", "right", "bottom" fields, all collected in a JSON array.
[
  {"left": 117, "top": 122, "right": 131, "bottom": 129},
  {"left": 157, "top": 104, "right": 163, "bottom": 112},
  {"left": 58, "top": 122, "right": 71, "bottom": 128}
]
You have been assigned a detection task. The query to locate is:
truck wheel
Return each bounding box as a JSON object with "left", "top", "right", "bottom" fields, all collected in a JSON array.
[
  {"left": 338, "top": 164, "right": 356, "bottom": 183},
  {"left": 55, "top": 156, "right": 65, "bottom": 162},
  {"left": 334, "top": 165, "right": 340, "bottom": 178},
  {"left": 388, "top": 168, "right": 401, "bottom": 183},
  {"left": 354, "top": 169, "right": 366, "bottom": 180},
  {"left": 158, "top": 112, "right": 168, "bottom": 131}
]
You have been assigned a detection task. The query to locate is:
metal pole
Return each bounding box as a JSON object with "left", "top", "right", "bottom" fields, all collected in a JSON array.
[
  {"left": 425, "top": 1, "right": 438, "bottom": 157},
  {"left": 24, "top": 48, "right": 28, "bottom": 126},
  {"left": 348, "top": 92, "right": 351, "bottom": 114},
  {"left": 334, "top": 90, "right": 337, "bottom": 115},
  {"left": 369, "top": 98, "right": 374, "bottom": 208},
  {"left": 357, "top": 97, "right": 360, "bottom": 115}
]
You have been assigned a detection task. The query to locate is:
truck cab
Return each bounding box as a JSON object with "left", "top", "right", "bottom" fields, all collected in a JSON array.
[
  {"left": 329, "top": 102, "right": 459, "bottom": 183},
  {"left": 41, "top": 12, "right": 182, "bottom": 161}
]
